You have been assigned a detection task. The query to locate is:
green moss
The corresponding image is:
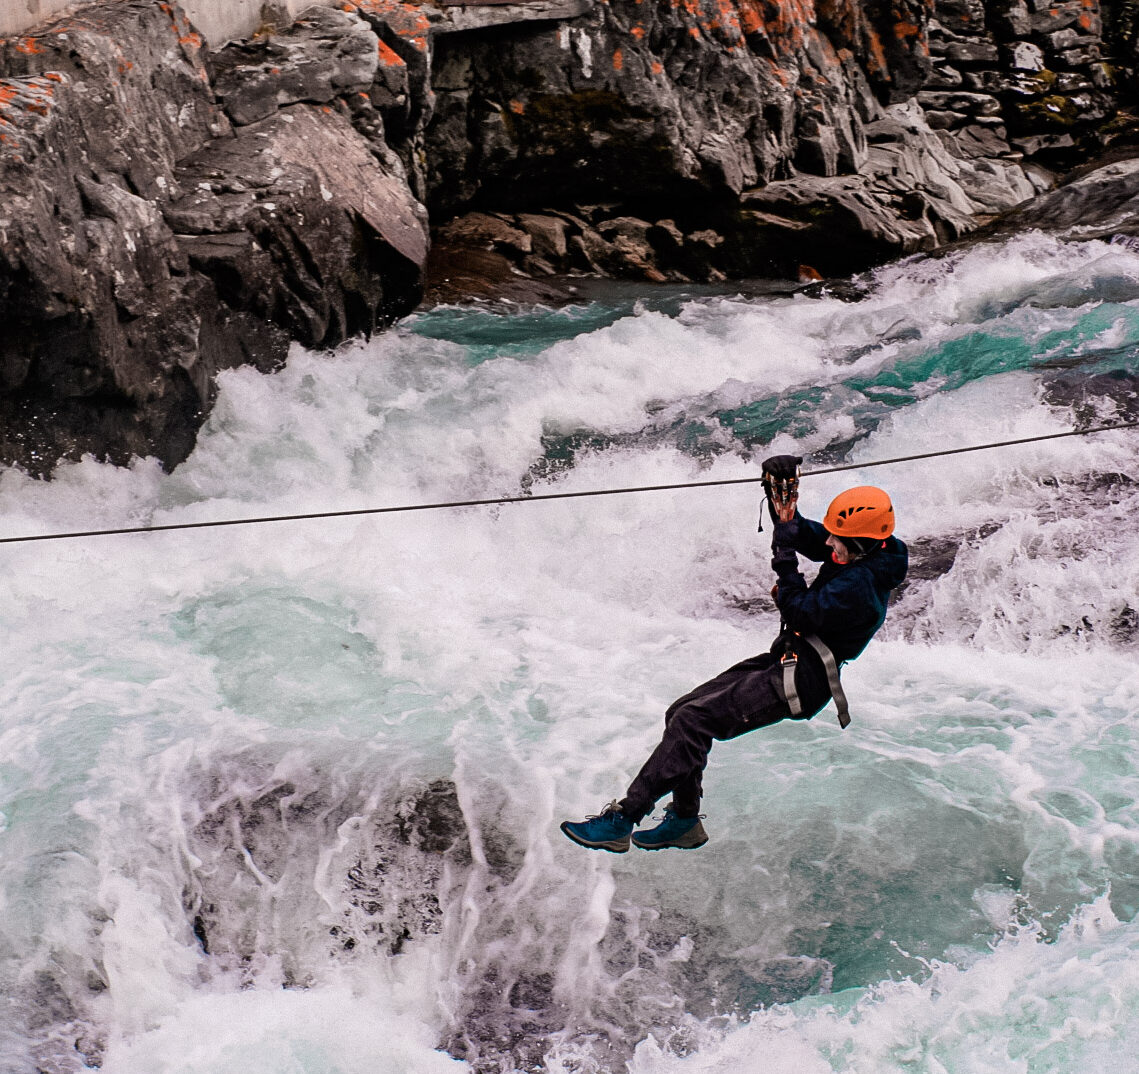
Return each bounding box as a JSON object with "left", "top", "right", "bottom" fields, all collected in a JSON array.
[
  {"left": 1017, "top": 94, "right": 1080, "bottom": 128},
  {"left": 1028, "top": 69, "right": 1058, "bottom": 90}
]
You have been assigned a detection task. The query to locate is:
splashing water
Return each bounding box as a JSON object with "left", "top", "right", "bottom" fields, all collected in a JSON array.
[{"left": 2, "top": 231, "right": 1139, "bottom": 1073}]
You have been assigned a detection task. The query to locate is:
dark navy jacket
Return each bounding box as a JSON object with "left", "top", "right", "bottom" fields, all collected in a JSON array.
[{"left": 771, "top": 513, "right": 908, "bottom": 665}]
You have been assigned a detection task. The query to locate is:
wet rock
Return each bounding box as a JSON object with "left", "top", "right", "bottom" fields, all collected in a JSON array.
[
  {"left": 517, "top": 212, "right": 568, "bottom": 262},
  {"left": 168, "top": 103, "right": 427, "bottom": 348},
  {"left": 212, "top": 6, "right": 381, "bottom": 126},
  {"left": 422, "top": 241, "right": 580, "bottom": 305},
  {"left": 396, "top": 778, "right": 470, "bottom": 855},
  {"left": 982, "top": 153, "right": 1139, "bottom": 240},
  {"left": 437, "top": 211, "right": 532, "bottom": 256},
  {"left": 187, "top": 768, "right": 476, "bottom": 973},
  {"left": 0, "top": 0, "right": 426, "bottom": 473}
]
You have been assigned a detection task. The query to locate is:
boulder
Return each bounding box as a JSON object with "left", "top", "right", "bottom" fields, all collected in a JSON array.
[
  {"left": 437, "top": 211, "right": 532, "bottom": 256},
  {"left": 517, "top": 213, "right": 568, "bottom": 261},
  {"left": 167, "top": 104, "right": 428, "bottom": 347},
  {"left": 983, "top": 154, "right": 1139, "bottom": 240}
]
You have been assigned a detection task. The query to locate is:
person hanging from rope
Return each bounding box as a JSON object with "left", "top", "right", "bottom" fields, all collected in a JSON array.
[{"left": 560, "top": 455, "right": 909, "bottom": 852}]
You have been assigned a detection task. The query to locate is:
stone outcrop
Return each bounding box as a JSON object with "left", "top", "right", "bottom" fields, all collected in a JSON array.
[
  {"left": 971, "top": 152, "right": 1139, "bottom": 242},
  {"left": 419, "top": 0, "right": 1135, "bottom": 282},
  {"left": 1, "top": 0, "right": 1138, "bottom": 472},
  {"left": 0, "top": 1, "right": 427, "bottom": 474}
]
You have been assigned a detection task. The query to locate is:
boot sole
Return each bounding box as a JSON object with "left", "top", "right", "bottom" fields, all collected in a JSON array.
[
  {"left": 632, "top": 821, "right": 709, "bottom": 850},
  {"left": 631, "top": 834, "right": 709, "bottom": 850},
  {"left": 560, "top": 821, "right": 630, "bottom": 853}
]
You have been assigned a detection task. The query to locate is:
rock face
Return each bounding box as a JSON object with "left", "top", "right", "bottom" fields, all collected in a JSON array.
[
  {"left": 0, "top": 0, "right": 1137, "bottom": 472},
  {"left": 0, "top": 1, "right": 427, "bottom": 473},
  {"left": 419, "top": 0, "right": 1132, "bottom": 282}
]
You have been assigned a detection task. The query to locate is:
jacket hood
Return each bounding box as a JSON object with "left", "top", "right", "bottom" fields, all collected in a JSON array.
[{"left": 865, "top": 535, "right": 908, "bottom": 590}]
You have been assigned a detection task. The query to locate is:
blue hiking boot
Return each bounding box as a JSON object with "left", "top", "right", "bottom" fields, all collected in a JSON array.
[
  {"left": 632, "top": 805, "right": 708, "bottom": 850},
  {"left": 560, "top": 801, "right": 634, "bottom": 853}
]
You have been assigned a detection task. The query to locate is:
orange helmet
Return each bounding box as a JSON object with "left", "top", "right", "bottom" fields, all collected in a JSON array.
[{"left": 824, "top": 486, "right": 895, "bottom": 539}]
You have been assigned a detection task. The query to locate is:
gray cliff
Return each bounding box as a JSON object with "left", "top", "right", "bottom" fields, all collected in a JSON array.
[{"left": 1, "top": 0, "right": 1138, "bottom": 473}]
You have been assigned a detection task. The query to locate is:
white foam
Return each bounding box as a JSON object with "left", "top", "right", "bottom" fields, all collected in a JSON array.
[{"left": 3, "top": 232, "right": 1139, "bottom": 1071}]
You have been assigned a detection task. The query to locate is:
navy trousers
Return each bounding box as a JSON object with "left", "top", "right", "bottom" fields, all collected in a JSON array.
[{"left": 619, "top": 649, "right": 827, "bottom": 822}]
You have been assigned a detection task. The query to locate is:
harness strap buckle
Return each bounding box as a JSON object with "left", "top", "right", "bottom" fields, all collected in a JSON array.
[{"left": 779, "top": 649, "right": 802, "bottom": 717}]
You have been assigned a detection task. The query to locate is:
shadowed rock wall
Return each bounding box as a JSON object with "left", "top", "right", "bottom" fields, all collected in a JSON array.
[
  {"left": 421, "top": 0, "right": 1136, "bottom": 285},
  {"left": 0, "top": 0, "right": 1137, "bottom": 473},
  {"left": 0, "top": 2, "right": 427, "bottom": 472}
]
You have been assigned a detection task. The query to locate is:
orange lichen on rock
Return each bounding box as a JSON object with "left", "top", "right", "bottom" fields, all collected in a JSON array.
[
  {"left": 15, "top": 37, "right": 45, "bottom": 55},
  {"left": 715, "top": 0, "right": 743, "bottom": 40},
  {"left": 613, "top": 47, "right": 624, "bottom": 69},
  {"left": 377, "top": 39, "right": 406, "bottom": 67},
  {"left": 739, "top": 0, "right": 763, "bottom": 36},
  {"left": 347, "top": 0, "right": 432, "bottom": 50},
  {"left": 0, "top": 74, "right": 67, "bottom": 163}
]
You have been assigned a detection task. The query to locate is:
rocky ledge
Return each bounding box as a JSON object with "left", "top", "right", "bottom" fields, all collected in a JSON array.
[{"left": 2, "top": 0, "right": 1139, "bottom": 472}]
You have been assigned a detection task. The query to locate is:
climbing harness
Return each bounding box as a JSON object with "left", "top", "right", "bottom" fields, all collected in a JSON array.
[
  {"left": 0, "top": 419, "right": 1136, "bottom": 546},
  {"left": 779, "top": 632, "right": 851, "bottom": 730}
]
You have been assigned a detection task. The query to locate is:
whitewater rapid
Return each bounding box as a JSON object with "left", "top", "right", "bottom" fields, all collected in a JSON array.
[{"left": 2, "top": 231, "right": 1139, "bottom": 1072}]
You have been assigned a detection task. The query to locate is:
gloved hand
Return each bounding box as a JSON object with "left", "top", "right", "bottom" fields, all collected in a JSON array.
[
  {"left": 761, "top": 454, "right": 802, "bottom": 525},
  {"left": 771, "top": 546, "right": 798, "bottom": 572},
  {"left": 772, "top": 515, "right": 800, "bottom": 549},
  {"left": 761, "top": 454, "right": 803, "bottom": 480}
]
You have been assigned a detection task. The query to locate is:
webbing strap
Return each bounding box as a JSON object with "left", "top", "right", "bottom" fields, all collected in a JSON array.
[
  {"left": 801, "top": 634, "right": 851, "bottom": 729},
  {"left": 778, "top": 634, "right": 851, "bottom": 729},
  {"left": 781, "top": 655, "right": 802, "bottom": 717}
]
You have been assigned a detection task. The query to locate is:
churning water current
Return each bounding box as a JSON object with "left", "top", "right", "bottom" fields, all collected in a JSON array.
[{"left": 2, "top": 231, "right": 1139, "bottom": 1073}]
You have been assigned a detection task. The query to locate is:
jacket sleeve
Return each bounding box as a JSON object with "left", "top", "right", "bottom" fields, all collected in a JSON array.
[
  {"left": 772, "top": 555, "right": 883, "bottom": 640},
  {"left": 771, "top": 512, "right": 831, "bottom": 562}
]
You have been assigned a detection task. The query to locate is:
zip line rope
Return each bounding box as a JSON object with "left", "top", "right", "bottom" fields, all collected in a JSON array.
[{"left": 1, "top": 418, "right": 1137, "bottom": 546}]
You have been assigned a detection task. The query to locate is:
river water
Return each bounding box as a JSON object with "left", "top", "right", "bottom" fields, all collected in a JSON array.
[{"left": 2, "top": 231, "right": 1139, "bottom": 1073}]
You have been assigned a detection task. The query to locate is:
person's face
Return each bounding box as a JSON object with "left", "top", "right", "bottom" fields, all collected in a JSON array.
[{"left": 826, "top": 533, "right": 850, "bottom": 564}]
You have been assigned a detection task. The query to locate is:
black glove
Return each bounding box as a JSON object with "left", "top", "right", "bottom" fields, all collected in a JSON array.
[
  {"left": 772, "top": 516, "right": 800, "bottom": 549},
  {"left": 760, "top": 454, "right": 802, "bottom": 527},
  {"left": 761, "top": 454, "right": 803, "bottom": 481},
  {"left": 771, "top": 546, "right": 798, "bottom": 572}
]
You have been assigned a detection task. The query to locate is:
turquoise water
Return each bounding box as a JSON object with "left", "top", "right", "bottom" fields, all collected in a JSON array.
[{"left": 2, "top": 232, "right": 1139, "bottom": 1072}]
